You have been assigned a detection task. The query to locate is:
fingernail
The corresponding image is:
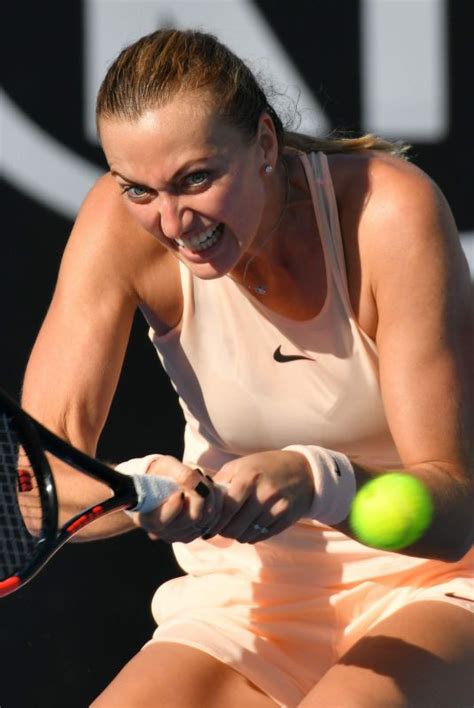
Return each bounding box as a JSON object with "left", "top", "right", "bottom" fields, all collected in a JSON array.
[{"left": 195, "top": 481, "right": 210, "bottom": 498}]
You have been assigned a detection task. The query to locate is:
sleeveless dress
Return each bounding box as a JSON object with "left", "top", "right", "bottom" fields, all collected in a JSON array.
[{"left": 141, "top": 152, "right": 473, "bottom": 707}]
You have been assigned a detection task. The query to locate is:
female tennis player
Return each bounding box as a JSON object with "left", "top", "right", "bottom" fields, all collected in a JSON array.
[{"left": 21, "top": 29, "right": 473, "bottom": 707}]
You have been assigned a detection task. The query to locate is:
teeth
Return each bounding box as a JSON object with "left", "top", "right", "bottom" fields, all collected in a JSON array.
[{"left": 176, "top": 224, "right": 223, "bottom": 252}]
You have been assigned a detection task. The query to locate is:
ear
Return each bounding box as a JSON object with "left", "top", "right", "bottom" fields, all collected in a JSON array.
[{"left": 256, "top": 112, "right": 280, "bottom": 169}]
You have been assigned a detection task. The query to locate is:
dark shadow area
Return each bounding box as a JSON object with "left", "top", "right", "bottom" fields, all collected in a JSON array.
[{"left": 339, "top": 634, "right": 474, "bottom": 706}]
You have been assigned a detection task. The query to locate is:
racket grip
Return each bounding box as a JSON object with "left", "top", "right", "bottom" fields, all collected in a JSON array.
[{"left": 130, "top": 474, "right": 180, "bottom": 513}]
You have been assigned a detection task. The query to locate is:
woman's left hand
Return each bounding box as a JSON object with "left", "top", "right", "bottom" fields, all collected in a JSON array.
[{"left": 207, "top": 450, "right": 314, "bottom": 543}]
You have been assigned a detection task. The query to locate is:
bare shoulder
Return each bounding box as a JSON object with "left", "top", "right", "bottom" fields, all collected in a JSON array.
[
  {"left": 66, "top": 173, "right": 170, "bottom": 292},
  {"left": 329, "top": 150, "right": 467, "bottom": 277},
  {"left": 327, "top": 151, "right": 471, "bottom": 335},
  {"left": 62, "top": 173, "right": 181, "bottom": 326}
]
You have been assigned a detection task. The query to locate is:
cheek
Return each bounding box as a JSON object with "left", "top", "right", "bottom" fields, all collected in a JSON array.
[
  {"left": 125, "top": 202, "right": 161, "bottom": 240},
  {"left": 219, "top": 171, "right": 264, "bottom": 231}
]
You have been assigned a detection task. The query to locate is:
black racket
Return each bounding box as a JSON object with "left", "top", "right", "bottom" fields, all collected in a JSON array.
[{"left": 0, "top": 387, "right": 179, "bottom": 598}]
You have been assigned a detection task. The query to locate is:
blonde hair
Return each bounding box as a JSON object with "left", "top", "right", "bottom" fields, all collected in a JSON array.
[
  {"left": 96, "top": 28, "right": 409, "bottom": 158},
  {"left": 283, "top": 130, "right": 408, "bottom": 157}
]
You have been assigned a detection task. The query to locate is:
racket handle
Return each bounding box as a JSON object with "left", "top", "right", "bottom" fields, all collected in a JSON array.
[{"left": 130, "top": 474, "right": 180, "bottom": 513}]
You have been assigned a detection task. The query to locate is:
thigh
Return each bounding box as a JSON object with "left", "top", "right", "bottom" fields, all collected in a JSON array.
[
  {"left": 299, "top": 601, "right": 474, "bottom": 708},
  {"left": 91, "top": 641, "right": 277, "bottom": 708}
]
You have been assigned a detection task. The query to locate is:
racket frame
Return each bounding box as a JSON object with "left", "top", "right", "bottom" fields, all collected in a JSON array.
[{"left": 0, "top": 388, "right": 139, "bottom": 596}]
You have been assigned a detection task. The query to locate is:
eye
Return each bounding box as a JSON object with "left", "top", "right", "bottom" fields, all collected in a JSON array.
[
  {"left": 183, "top": 171, "right": 210, "bottom": 188},
  {"left": 120, "top": 185, "right": 149, "bottom": 200}
]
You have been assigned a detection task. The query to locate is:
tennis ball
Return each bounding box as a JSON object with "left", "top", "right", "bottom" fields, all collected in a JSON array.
[{"left": 349, "top": 473, "right": 434, "bottom": 551}]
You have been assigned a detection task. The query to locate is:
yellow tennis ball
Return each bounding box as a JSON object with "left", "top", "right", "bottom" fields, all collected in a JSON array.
[{"left": 349, "top": 473, "right": 434, "bottom": 551}]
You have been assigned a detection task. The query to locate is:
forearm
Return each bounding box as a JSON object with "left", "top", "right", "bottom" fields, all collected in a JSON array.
[
  {"left": 46, "top": 454, "right": 136, "bottom": 541},
  {"left": 20, "top": 382, "right": 135, "bottom": 540},
  {"left": 335, "top": 459, "right": 473, "bottom": 562},
  {"left": 21, "top": 349, "right": 136, "bottom": 541},
  {"left": 20, "top": 283, "right": 140, "bottom": 539},
  {"left": 284, "top": 444, "right": 472, "bottom": 561}
]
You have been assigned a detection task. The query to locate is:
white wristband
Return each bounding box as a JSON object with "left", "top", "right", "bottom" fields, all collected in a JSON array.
[
  {"left": 283, "top": 445, "right": 356, "bottom": 525},
  {"left": 115, "top": 454, "right": 179, "bottom": 514}
]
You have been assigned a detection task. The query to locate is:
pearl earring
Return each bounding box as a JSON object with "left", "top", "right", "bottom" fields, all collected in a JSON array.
[{"left": 264, "top": 164, "right": 273, "bottom": 175}]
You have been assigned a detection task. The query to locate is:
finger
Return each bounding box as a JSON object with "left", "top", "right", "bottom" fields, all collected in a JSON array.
[
  {"left": 257, "top": 508, "right": 298, "bottom": 536},
  {"left": 197, "top": 485, "right": 225, "bottom": 536},
  {"left": 137, "top": 489, "right": 184, "bottom": 533},
  {"left": 242, "top": 519, "right": 274, "bottom": 543},
  {"left": 197, "top": 480, "right": 227, "bottom": 538},
  {"left": 184, "top": 486, "right": 209, "bottom": 525},
  {"left": 148, "top": 456, "right": 207, "bottom": 494},
  {"left": 148, "top": 516, "right": 201, "bottom": 544},
  {"left": 157, "top": 507, "right": 209, "bottom": 542},
  {"left": 202, "top": 477, "right": 253, "bottom": 538},
  {"left": 217, "top": 480, "right": 281, "bottom": 539},
  {"left": 139, "top": 481, "right": 219, "bottom": 542},
  {"left": 236, "top": 497, "right": 294, "bottom": 543},
  {"left": 146, "top": 459, "right": 219, "bottom": 530},
  {"left": 158, "top": 528, "right": 202, "bottom": 544},
  {"left": 246, "top": 512, "right": 299, "bottom": 543},
  {"left": 177, "top": 467, "right": 219, "bottom": 517},
  {"left": 153, "top": 487, "right": 219, "bottom": 542},
  {"left": 217, "top": 495, "right": 262, "bottom": 539}
]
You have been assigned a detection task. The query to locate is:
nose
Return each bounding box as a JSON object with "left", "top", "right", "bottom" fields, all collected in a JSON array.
[{"left": 158, "top": 194, "right": 194, "bottom": 240}]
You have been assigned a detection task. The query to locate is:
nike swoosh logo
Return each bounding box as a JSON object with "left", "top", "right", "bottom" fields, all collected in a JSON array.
[
  {"left": 273, "top": 346, "right": 315, "bottom": 363},
  {"left": 444, "top": 592, "right": 474, "bottom": 603}
]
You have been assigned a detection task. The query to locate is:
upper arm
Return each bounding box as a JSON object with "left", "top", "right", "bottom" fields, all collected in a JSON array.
[
  {"left": 360, "top": 159, "right": 473, "bottom": 479},
  {"left": 21, "top": 175, "right": 162, "bottom": 452}
]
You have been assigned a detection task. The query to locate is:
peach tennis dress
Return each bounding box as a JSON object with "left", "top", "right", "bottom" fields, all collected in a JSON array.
[{"left": 141, "top": 152, "right": 473, "bottom": 707}]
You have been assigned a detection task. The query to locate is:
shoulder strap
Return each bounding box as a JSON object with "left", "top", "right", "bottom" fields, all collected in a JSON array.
[{"left": 302, "top": 152, "right": 354, "bottom": 317}]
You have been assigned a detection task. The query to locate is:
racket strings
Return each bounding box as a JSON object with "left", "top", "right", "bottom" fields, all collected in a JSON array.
[{"left": 0, "top": 414, "right": 43, "bottom": 580}]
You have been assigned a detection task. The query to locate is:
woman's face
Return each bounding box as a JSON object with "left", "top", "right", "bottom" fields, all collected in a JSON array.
[{"left": 99, "top": 91, "right": 278, "bottom": 280}]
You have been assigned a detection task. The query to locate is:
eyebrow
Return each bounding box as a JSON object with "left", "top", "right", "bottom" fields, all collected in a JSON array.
[
  {"left": 110, "top": 156, "right": 215, "bottom": 190},
  {"left": 110, "top": 170, "right": 151, "bottom": 188}
]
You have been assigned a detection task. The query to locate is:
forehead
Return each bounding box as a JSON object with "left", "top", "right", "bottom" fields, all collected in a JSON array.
[{"left": 99, "top": 91, "right": 244, "bottom": 169}]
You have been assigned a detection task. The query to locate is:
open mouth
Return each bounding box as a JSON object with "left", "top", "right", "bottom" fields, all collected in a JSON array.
[{"left": 175, "top": 223, "right": 224, "bottom": 253}]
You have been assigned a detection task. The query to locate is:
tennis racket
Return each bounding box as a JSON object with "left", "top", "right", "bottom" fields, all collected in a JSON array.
[{"left": 0, "top": 386, "right": 180, "bottom": 598}]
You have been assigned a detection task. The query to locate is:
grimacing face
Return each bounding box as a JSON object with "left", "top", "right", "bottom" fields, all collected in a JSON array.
[{"left": 99, "top": 91, "right": 280, "bottom": 281}]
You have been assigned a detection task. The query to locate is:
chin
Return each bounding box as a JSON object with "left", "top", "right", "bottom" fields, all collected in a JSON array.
[{"left": 186, "top": 262, "right": 229, "bottom": 281}]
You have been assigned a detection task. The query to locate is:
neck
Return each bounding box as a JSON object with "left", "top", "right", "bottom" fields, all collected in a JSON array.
[{"left": 231, "top": 157, "right": 290, "bottom": 296}]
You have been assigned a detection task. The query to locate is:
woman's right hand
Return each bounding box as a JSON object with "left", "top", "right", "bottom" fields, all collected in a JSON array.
[{"left": 133, "top": 456, "right": 224, "bottom": 543}]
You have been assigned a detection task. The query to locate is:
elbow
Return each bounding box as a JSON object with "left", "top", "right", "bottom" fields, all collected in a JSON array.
[
  {"left": 450, "top": 527, "right": 474, "bottom": 562},
  {"left": 435, "top": 476, "right": 474, "bottom": 562},
  {"left": 448, "top": 487, "right": 474, "bottom": 561},
  {"left": 417, "top": 504, "right": 474, "bottom": 563},
  {"left": 437, "top": 541, "right": 472, "bottom": 563},
  {"left": 434, "top": 523, "right": 474, "bottom": 563}
]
